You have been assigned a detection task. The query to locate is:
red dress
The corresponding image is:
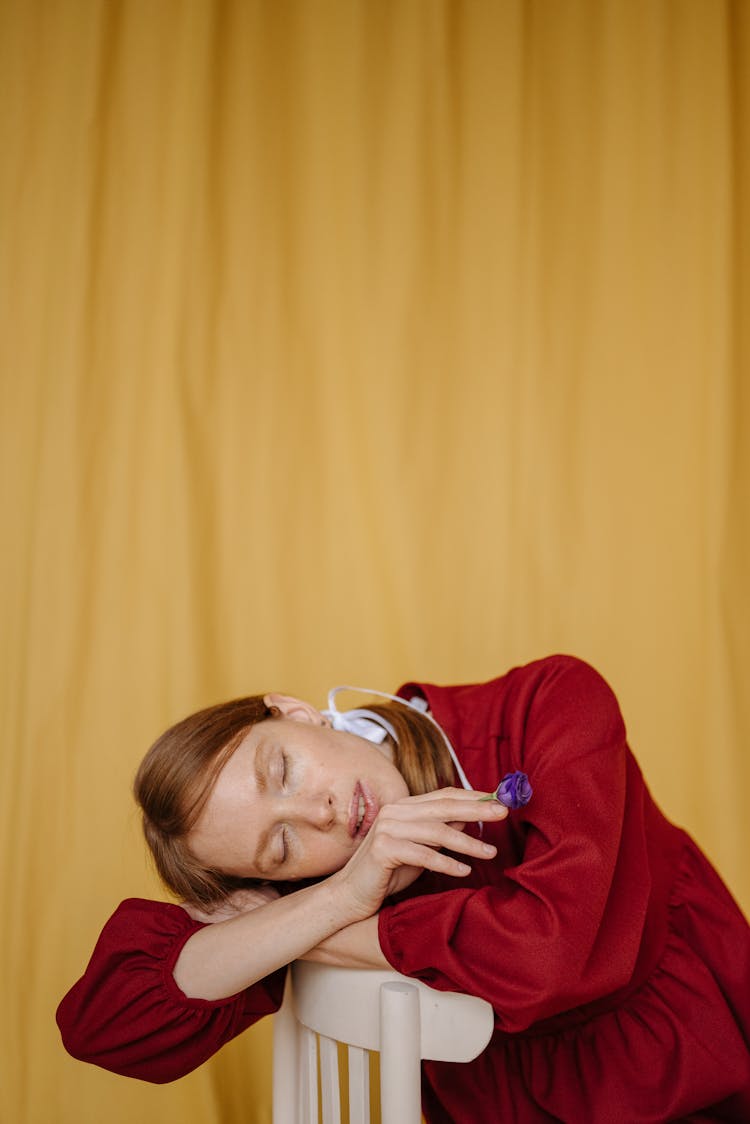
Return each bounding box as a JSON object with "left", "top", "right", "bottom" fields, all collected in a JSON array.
[{"left": 57, "top": 656, "right": 750, "bottom": 1121}]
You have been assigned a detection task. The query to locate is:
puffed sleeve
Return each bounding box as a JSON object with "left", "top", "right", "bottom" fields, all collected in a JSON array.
[
  {"left": 379, "top": 656, "right": 662, "bottom": 1032},
  {"left": 56, "top": 898, "right": 286, "bottom": 1082}
]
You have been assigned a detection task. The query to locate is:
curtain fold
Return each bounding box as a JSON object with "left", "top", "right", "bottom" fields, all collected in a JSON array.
[{"left": 1, "top": 2, "right": 747, "bottom": 1121}]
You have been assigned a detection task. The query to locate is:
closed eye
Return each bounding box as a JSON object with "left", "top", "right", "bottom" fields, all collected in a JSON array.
[{"left": 278, "top": 750, "right": 290, "bottom": 795}]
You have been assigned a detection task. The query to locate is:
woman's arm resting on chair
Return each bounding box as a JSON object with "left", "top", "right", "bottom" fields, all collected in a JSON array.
[
  {"left": 175, "top": 878, "right": 369, "bottom": 999},
  {"left": 175, "top": 789, "right": 503, "bottom": 999}
]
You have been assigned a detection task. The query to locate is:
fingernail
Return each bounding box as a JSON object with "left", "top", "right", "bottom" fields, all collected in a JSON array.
[{"left": 481, "top": 842, "right": 496, "bottom": 855}]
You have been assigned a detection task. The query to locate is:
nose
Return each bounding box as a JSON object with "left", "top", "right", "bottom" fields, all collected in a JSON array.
[{"left": 291, "top": 790, "right": 336, "bottom": 831}]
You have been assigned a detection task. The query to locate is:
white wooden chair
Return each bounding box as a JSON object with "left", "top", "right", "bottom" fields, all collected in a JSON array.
[{"left": 272, "top": 961, "right": 494, "bottom": 1124}]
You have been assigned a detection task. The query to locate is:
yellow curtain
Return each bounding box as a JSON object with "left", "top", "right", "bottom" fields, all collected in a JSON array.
[{"left": 2, "top": 1, "right": 748, "bottom": 1121}]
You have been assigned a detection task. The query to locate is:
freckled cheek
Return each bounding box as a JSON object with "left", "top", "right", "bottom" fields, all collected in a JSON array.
[{"left": 319, "top": 838, "right": 354, "bottom": 874}]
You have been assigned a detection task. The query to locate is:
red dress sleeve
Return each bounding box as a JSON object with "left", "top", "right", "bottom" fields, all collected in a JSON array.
[
  {"left": 56, "top": 897, "right": 286, "bottom": 1083},
  {"left": 379, "top": 655, "right": 665, "bottom": 1032}
]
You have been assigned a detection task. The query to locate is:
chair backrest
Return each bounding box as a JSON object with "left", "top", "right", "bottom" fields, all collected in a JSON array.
[{"left": 272, "top": 961, "right": 494, "bottom": 1124}]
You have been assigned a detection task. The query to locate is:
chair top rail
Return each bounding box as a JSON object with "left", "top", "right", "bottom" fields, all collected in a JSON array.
[{"left": 291, "top": 962, "right": 494, "bottom": 1063}]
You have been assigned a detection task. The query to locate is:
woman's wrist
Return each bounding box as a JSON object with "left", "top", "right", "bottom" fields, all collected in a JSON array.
[{"left": 325, "top": 865, "right": 386, "bottom": 924}]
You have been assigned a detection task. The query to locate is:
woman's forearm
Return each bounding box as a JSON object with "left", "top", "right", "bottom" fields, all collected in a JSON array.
[
  {"left": 175, "top": 789, "right": 502, "bottom": 1000},
  {"left": 301, "top": 915, "right": 388, "bottom": 970},
  {"left": 174, "top": 876, "right": 364, "bottom": 1000}
]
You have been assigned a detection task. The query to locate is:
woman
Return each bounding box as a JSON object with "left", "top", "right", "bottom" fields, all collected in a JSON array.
[{"left": 58, "top": 655, "right": 750, "bottom": 1122}]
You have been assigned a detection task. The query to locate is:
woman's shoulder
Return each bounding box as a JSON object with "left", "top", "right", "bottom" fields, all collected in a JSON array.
[
  {"left": 400, "top": 654, "right": 622, "bottom": 745},
  {"left": 497, "top": 652, "right": 616, "bottom": 690},
  {"left": 504, "top": 653, "right": 622, "bottom": 710},
  {"left": 402, "top": 653, "right": 614, "bottom": 697}
]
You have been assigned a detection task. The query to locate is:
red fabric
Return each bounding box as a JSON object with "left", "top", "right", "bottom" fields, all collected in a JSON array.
[
  {"left": 56, "top": 897, "right": 285, "bottom": 1083},
  {"left": 57, "top": 655, "right": 750, "bottom": 1121},
  {"left": 380, "top": 655, "right": 750, "bottom": 1122}
]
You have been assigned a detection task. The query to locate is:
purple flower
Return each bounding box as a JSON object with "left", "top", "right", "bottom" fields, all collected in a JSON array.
[{"left": 493, "top": 771, "right": 532, "bottom": 809}]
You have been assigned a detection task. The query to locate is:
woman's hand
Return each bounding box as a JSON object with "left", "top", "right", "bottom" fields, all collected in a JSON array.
[
  {"left": 330, "top": 787, "right": 508, "bottom": 921},
  {"left": 180, "top": 884, "right": 281, "bottom": 924},
  {"left": 174, "top": 793, "right": 505, "bottom": 1001}
]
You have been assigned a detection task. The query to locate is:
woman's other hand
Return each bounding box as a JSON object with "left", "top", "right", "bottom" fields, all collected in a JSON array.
[{"left": 331, "top": 787, "right": 507, "bottom": 921}]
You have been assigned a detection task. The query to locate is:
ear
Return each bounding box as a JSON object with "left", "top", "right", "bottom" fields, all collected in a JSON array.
[{"left": 263, "top": 693, "right": 326, "bottom": 725}]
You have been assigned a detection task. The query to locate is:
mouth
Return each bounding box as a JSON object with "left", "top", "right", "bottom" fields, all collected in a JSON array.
[{"left": 349, "top": 781, "right": 378, "bottom": 839}]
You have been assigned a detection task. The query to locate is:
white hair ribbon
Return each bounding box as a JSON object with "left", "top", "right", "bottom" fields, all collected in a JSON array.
[{"left": 321, "top": 685, "right": 474, "bottom": 792}]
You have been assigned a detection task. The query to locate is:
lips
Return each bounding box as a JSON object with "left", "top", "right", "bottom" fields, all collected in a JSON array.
[{"left": 349, "top": 781, "right": 378, "bottom": 839}]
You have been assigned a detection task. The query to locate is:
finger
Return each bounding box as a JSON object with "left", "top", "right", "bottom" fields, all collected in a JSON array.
[
  {"left": 393, "top": 841, "right": 476, "bottom": 879},
  {"left": 402, "top": 787, "right": 499, "bottom": 803},
  {"left": 427, "top": 825, "right": 498, "bottom": 860},
  {"left": 385, "top": 797, "right": 508, "bottom": 823},
  {"left": 394, "top": 788, "right": 506, "bottom": 810},
  {"left": 374, "top": 821, "right": 497, "bottom": 860}
]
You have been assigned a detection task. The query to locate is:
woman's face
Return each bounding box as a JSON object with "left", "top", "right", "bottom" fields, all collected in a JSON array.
[{"left": 187, "top": 694, "right": 410, "bottom": 882}]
